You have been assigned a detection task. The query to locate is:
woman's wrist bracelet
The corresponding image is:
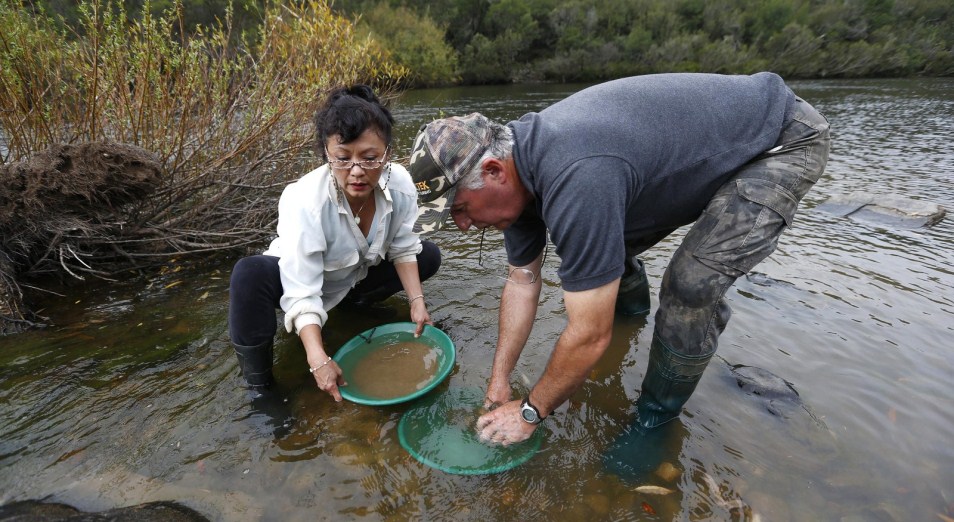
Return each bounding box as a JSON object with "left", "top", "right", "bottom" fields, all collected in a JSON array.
[
  {"left": 308, "top": 357, "right": 332, "bottom": 373},
  {"left": 408, "top": 294, "right": 425, "bottom": 305}
]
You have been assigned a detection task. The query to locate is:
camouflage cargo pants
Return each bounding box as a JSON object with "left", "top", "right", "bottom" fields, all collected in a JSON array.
[{"left": 651, "top": 97, "right": 831, "bottom": 358}]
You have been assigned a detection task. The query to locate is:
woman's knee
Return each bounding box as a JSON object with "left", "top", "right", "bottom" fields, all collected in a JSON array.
[{"left": 230, "top": 255, "right": 281, "bottom": 300}]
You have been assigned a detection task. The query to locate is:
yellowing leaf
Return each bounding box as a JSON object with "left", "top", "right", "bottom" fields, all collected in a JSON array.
[{"left": 634, "top": 485, "right": 675, "bottom": 495}]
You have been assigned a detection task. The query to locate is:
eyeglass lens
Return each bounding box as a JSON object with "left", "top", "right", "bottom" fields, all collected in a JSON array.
[{"left": 326, "top": 147, "right": 388, "bottom": 170}]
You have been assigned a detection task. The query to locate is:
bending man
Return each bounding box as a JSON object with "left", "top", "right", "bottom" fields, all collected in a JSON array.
[{"left": 409, "top": 72, "right": 830, "bottom": 445}]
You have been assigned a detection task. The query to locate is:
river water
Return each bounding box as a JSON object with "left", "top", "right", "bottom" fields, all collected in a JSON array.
[{"left": 1, "top": 78, "right": 952, "bottom": 521}]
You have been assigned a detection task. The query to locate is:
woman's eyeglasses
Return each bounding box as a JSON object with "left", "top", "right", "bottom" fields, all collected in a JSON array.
[{"left": 325, "top": 147, "right": 389, "bottom": 171}]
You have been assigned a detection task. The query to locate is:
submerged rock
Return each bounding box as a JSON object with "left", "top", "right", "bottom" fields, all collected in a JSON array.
[
  {"left": 816, "top": 191, "right": 946, "bottom": 228},
  {"left": 725, "top": 362, "right": 838, "bottom": 456},
  {"left": 0, "top": 500, "right": 209, "bottom": 521},
  {"left": 729, "top": 364, "right": 806, "bottom": 419},
  {"left": 730, "top": 364, "right": 801, "bottom": 402}
]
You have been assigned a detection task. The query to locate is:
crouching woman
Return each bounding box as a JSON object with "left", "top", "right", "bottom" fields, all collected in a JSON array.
[{"left": 228, "top": 85, "right": 441, "bottom": 401}]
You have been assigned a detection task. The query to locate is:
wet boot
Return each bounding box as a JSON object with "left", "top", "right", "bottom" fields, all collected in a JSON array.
[
  {"left": 603, "top": 415, "right": 681, "bottom": 483},
  {"left": 616, "top": 257, "right": 651, "bottom": 316},
  {"left": 636, "top": 334, "right": 714, "bottom": 429},
  {"left": 604, "top": 335, "right": 710, "bottom": 482},
  {"left": 232, "top": 340, "right": 274, "bottom": 392}
]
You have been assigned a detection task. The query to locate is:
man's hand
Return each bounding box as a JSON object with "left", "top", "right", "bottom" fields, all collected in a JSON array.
[
  {"left": 475, "top": 399, "right": 537, "bottom": 445},
  {"left": 483, "top": 377, "right": 512, "bottom": 409}
]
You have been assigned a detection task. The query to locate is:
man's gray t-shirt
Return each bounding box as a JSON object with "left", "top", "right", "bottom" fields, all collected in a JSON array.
[{"left": 504, "top": 72, "right": 796, "bottom": 292}]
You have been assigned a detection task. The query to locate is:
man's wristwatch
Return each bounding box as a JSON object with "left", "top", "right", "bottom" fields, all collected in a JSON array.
[{"left": 520, "top": 397, "right": 544, "bottom": 425}]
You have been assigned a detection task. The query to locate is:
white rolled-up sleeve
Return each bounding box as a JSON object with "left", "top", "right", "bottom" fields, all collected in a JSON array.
[{"left": 274, "top": 184, "right": 330, "bottom": 333}]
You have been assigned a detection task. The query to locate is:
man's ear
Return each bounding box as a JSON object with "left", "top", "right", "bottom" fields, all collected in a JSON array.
[{"left": 481, "top": 157, "right": 507, "bottom": 184}]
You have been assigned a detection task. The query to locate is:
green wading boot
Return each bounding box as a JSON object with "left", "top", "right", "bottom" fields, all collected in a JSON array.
[
  {"left": 603, "top": 336, "right": 712, "bottom": 481},
  {"left": 636, "top": 335, "right": 714, "bottom": 429},
  {"left": 603, "top": 415, "right": 680, "bottom": 482},
  {"left": 616, "top": 257, "right": 651, "bottom": 316},
  {"left": 232, "top": 340, "right": 275, "bottom": 392}
]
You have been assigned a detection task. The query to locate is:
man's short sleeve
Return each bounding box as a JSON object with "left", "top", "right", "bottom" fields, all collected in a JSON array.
[
  {"left": 504, "top": 208, "right": 547, "bottom": 267},
  {"left": 541, "top": 156, "right": 636, "bottom": 292}
]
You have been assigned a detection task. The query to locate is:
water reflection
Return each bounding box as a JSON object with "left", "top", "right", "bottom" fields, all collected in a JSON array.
[{"left": 1, "top": 78, "right": 953, "bottom": 520}]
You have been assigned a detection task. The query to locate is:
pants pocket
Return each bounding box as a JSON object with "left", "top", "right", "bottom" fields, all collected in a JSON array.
[{"left": 693, "top": 178, "right": 799, "bottom": 277}]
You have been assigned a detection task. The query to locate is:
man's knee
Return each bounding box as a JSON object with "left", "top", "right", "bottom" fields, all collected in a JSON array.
[
  {"left": 663, "top": 255, "right": 732, "bottom": 309},
  {"left": 419, "top": 241, "right": 442, "bottom": 281}
]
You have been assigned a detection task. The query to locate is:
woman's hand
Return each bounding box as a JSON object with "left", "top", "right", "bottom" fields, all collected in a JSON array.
[
  {"left": 299, "top": 324, "right": 346, "bottom": 401},
  {"left": 410, "top": 298, "right": 432, "bottom": 337},
  {"left": 308, "top": 356, "right": 346, "bottom": 402},
  {"left": 393, "top": 261, "right": 431, "bottom": 337}
]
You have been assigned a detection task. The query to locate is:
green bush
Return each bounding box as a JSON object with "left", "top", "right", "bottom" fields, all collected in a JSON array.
[{"left": 357, "top": 2, "right": 459, "bottom": 87}]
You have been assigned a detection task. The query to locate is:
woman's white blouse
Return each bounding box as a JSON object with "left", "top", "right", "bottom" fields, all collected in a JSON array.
[{"left": 263, "top": 163, "right": 422, "bottom": 333}]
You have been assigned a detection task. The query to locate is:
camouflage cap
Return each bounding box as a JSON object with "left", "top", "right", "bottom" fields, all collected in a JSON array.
[{"left": 409, "top": 113, "right": 494, "bottom": 234}]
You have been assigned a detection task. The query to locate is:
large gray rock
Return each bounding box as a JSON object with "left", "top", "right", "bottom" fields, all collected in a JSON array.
[
  {"left": 816, "top": 191, "right": 946, "bottom": 228},
  {"left": 731, "top": 364, "right": 801, "bottom": 402},
  {"left": 0, "top": 500, "right": 209, "bottom": 521},
  {"left": 729, "top": 364, "right": 810, "bottom": 420}
]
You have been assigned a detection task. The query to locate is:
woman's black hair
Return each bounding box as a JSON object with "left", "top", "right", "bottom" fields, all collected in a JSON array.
[{"left": 313, "top": 85, "right": 394, "bottom": 160}]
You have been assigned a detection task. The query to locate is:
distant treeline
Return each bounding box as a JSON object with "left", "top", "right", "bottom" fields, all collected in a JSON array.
[{"left": 30, "top": 0, "right": 954, "bottom": 85}]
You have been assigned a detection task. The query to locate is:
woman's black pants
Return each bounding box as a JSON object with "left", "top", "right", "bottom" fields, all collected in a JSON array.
[{"left": 228, "top": 240, "right": 441, "bottom": 347}]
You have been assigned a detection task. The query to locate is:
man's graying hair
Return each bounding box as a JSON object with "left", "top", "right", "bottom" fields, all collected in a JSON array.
[{"left": 458, "top": 119, "right": 514, "bottom": 191}]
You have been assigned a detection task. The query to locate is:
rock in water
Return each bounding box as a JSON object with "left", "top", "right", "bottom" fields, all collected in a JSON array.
[
  {"left": 729, "top": 364, "right": 805, "bottom": 418},
  {"left": 816, "top": 191, "right": 946, "bottom": 228},
  {"left": 0, "top": 500, "right": 210, "bottom": 521},
  {"left": 730, "top": 364, "right": 800, "bottom": 401}
]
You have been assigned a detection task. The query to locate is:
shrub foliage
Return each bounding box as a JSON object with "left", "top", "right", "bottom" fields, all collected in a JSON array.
[
  {"left": 0, "top": 0, "right": 406, "bottom": 331},
  {"left": 388, "top": 0, "right": 954, "bottom": 84},
  {"left": 0, "top": 0, "right": 406, "bottom": 273}
]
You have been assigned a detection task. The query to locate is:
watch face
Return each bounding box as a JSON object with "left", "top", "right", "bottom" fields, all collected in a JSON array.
[
  {"left": 521, "top": 408, "right": 536, "bottom": 422},
  {"left": 521, "top": 402, "right": 540, "bottom": 424}
]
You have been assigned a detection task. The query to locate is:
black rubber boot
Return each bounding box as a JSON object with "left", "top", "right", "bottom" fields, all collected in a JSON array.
[
  {"left": 636, "top": 335, "right": 713, "bottom": 429},
  {"left": 232, "top": 340, "right": 274, "bottom": 391},
  {"left": 616, "top": 257, "right": 651, "bottom": 316}
]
